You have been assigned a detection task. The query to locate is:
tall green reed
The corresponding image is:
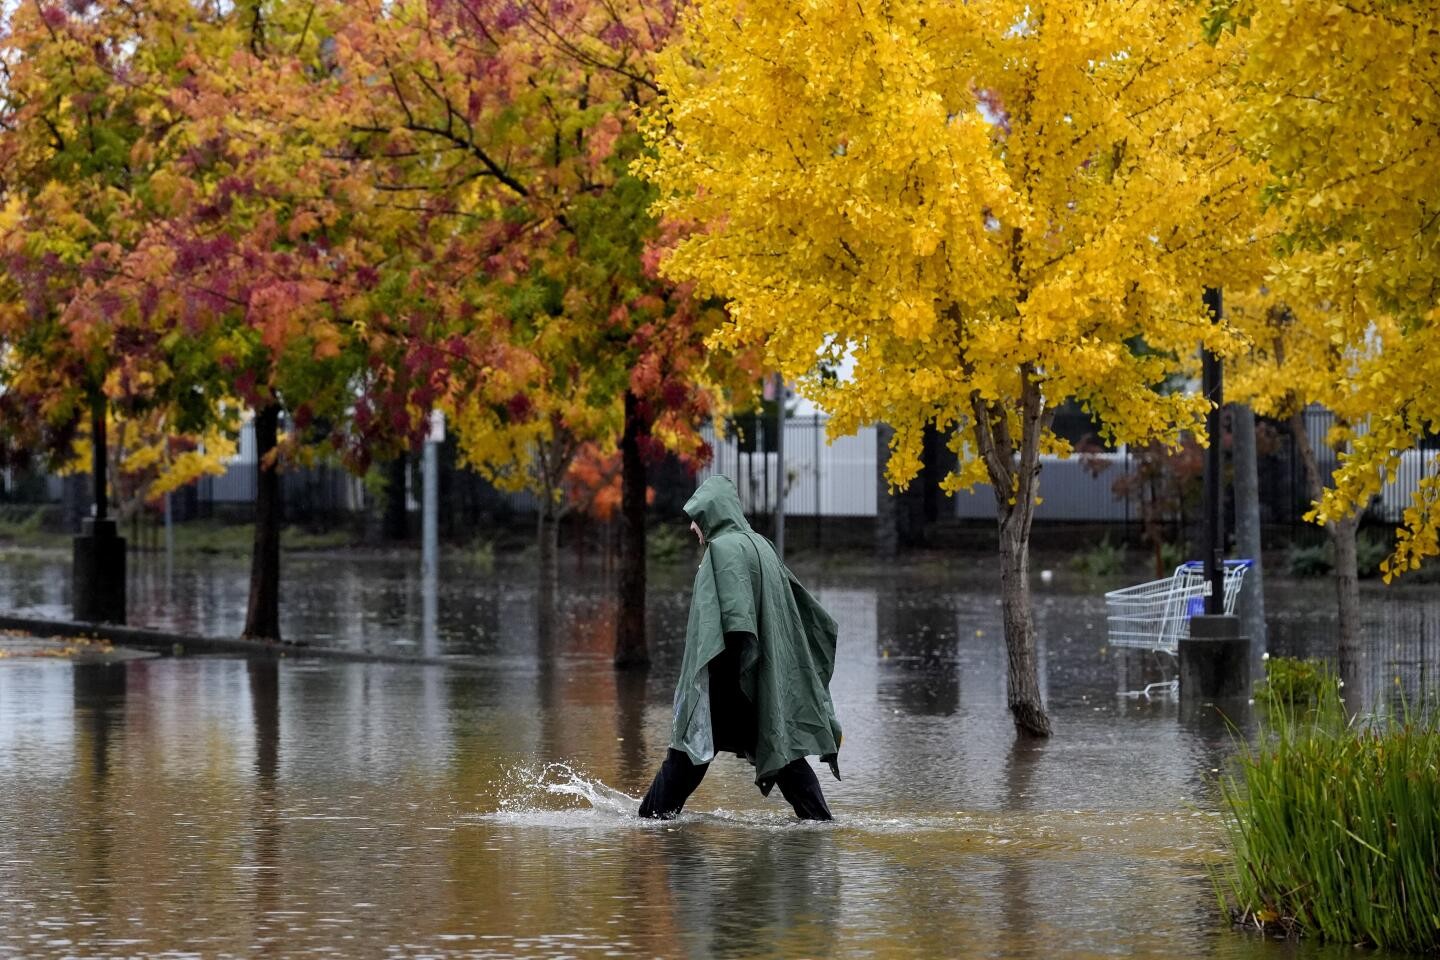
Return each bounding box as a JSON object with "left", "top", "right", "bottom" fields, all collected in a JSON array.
[{"left": 1219, "top": 661, "right": 1440, "bottom": 951}]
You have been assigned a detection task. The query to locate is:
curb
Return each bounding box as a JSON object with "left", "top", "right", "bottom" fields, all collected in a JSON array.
[{"left": 0, "top": 613, "right": 466, "bottom": 668}]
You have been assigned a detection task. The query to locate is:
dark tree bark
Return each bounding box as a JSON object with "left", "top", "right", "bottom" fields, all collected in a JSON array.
[
  {"left": 532, "top": 434, "right": 576, "bottom": 591},
  {"left": 1232, "top": 404, "right": 1267, "bottom": 649},
  {"left": 1331, "top": 512, "right": 1362, "bottom": 684},
  {"left": 998, "top": 510, "right": 1048, "bottom": 736},
  {"left": 614, "top": 391, "right": 649, "bottom": 668},
  {"left": 243, "top": 404, "right": 283, "bottom": 641},
  {"left": 536, "top": 504, "right": 560, "bottom": 589},
  {"left": 965, "top": 363, "right": 1053, "bottom": 737},
  {"left": 383, "top": 454, "right": 409, "bottom": 541},
  {"left": 875, "top": 423, "right": 898, "bottom": 559}
]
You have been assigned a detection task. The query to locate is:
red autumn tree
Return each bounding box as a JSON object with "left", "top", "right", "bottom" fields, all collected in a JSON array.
[{"left": 327, "top": 0, "right": 758, "bottom": 665}]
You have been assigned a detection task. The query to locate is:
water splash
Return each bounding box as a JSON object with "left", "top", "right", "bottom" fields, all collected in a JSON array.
[
  {"left": 533, "top": 762, "right": 639, "bottom": 816},
  {"left": 471, "top": 765, "right": 1223, "bottom": 853},
  {"left": 478, "top": 762, "right": 643, "bottom": 827}
]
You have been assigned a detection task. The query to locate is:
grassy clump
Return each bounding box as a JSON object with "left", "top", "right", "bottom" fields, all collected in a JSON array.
[
  {"left": 168, "top": 520, "right": 354, "bottom": 555},
  {"left": 1219, "top": 665, "right": 1440, "bottom": 951}
]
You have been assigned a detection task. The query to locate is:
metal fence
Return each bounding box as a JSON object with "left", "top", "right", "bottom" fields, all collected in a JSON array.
[
  {"left": 6, "top": 405, "right": 1438, "bottom": 539},
  {"left": 697, "top": 405, "right": 1440, "bottom": 533},
  {"left": 700, "top": 417, "right": 878, "bottom": 517},
  {"left": 697, "top": 418, "right": 1135, "bottom": 523}
]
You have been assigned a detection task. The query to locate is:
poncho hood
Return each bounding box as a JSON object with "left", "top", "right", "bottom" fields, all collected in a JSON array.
[
  {"left": 672, "top": 476, "right": 842, "bottom": 790},
  {"left": 683, "top": 475, "right": 751, "bottom": 541}
]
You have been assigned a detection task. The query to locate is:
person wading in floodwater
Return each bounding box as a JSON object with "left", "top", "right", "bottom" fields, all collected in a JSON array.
[{"left": 639, "top": 475, "right": 843, "bottom": 821}]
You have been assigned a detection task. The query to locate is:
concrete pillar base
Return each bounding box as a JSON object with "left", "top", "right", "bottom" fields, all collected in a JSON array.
[{"left": 1179, "top": 615, "right": 1250, "bottom": 701}]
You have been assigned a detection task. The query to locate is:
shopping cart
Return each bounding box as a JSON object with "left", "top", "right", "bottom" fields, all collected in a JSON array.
[{"left": 1104, "top": 559, "right": 1252, "bottom": 656}]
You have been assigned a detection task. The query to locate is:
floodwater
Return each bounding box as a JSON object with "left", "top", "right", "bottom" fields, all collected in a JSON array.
[{"left": 1, "top": 550, "right": 1435, "bottom": 958}]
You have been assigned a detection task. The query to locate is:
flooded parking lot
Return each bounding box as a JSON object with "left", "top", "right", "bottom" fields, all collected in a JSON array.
[{"left": 1, "top": 552, "right": 1433, "bottom": 958}]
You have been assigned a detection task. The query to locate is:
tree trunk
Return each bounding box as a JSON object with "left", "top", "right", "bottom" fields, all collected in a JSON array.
[
  {"left": 998, "top": 514, "right": 1051, "bottom": 737},
  {"left": 537, "top": 504, "right": 559, "bottom": 589},
  {"left": 614, "top": 392, "right": 649, "bottom": 668},
  {"left": 383, "top": 454, "right": 408, "bottom": 541},
  {"left": 1291, "top": 408, "right": 1362, "bottom": 697},
  {"left": 971, "top": 367, "right": 1052, "bottom": 738},
  {"left": 1330, "top": 513, "right": 1363, "bottom": 698},
  {"left": 1232, "top": 404, "right": 1267, "bottom": 649},
  {"left": 243, "top": 404, "right": 282, "bottom": 641},
  {"left": 875, "top": 423, "right": 898, "bottom": 559}
]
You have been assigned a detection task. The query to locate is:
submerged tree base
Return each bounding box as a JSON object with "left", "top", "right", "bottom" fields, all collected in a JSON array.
[{"left": 1009, "top": 701, "right": 1053, "bottom": 739}]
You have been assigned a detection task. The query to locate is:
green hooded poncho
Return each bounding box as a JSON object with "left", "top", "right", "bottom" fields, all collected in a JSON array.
[{"left": 671, "top": 475, "right": 842, "bottom": 791}]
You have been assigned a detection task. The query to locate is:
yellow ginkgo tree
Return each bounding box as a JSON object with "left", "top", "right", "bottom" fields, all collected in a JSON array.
[
  {"left": 62, "top": 408, "right": 238, "bottom": 529},
  {"left": 1225, "top": 0, "right": 1440, "bottom": 580},
  {"left": 1227, "top": 284, "right": 1395, "bottom": 690},
  {"left": 643, "top": 0, "right": 1264, "bottom": 735}
]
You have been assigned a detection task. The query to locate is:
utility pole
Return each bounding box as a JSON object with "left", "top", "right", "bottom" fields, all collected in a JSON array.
[
  {"left": 421, "top": 411, "right": 442, "bottom": 656},
  {"left": 422, "top": 411, "right": 442, "bottom": 580}
]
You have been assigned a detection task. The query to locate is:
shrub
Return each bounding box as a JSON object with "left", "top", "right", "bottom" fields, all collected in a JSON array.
[
  {"left": 463, "top": 537, "right": 496, "bottom": 575},
  {"left": 1287, "top": 541, "right": 1331, "bottom": 577},
  {"left": 1288, "top": 530, "right": 1394, "bottom": 579},
  {"left": 1158, "top": 540, "right": 1187, "bottom": 572},
  {"left": 1252, "top": 656, "right": 1340, "bottom": 712},
  {"left": 1219, "top": 675, "right": 1440, "bottom": 951},
  {"left": 1355, "top": 529, "right": 1392, "bottom": 579},
  {"left": 1069, "top": 535, "right": 1127, "bottom": 577},
  {"left": 648, "top": 523, "right": 691, "bottom": 565}
]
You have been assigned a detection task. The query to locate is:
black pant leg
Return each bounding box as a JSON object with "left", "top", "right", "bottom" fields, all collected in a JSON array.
[
  {"left": 638, "top": 748, "right": 709, "bottom": 819},
  {"left": 772, "top": 758, "right": 833, "bottom": 821}
]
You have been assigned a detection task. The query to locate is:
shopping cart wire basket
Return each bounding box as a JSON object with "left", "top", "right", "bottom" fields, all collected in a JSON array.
[{"left": 1104, "top": 559, "right": 1252, "bottom": 655}]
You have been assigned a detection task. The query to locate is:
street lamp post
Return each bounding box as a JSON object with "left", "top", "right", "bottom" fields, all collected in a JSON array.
[
  {"left": 1201, "top": 286, "right": 1226, "bottom": 615},
  {"left": 1179, "top": 286, "right": 1250, "bottom": 703},
  {"left": 72, "top": 387, "right": 126, "bottom": 624}
]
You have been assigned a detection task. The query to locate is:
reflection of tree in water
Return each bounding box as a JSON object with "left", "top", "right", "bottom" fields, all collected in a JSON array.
[
  {"left": 659, "top": 828, "right": 842, "bottom": 959},
  {"left": 611, "top": 822, "right": 685, "bottom": 956},
  {"left": 71, "top": 662, "right": 127, "bottom": 921},
  {"left": 878, "top": 590, "right": 960, "bottom": 717},
  {"left": 998, "top": 736, "right": 1040, "bottom": 949},
  {"left": 535, "top": 574, "right": 562, "bottom": 762},
  {"left": 613, "top": 669, "right": 649, "bottom": 790},
  {"left": 440, "top": 666, "right": 530, "bottom": 937},
  {"left": 247, "top": 659, "right": 282, "bottom": 953},
  {"left": 533, "top": 573, "right": 652, "bottom": 789}
]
